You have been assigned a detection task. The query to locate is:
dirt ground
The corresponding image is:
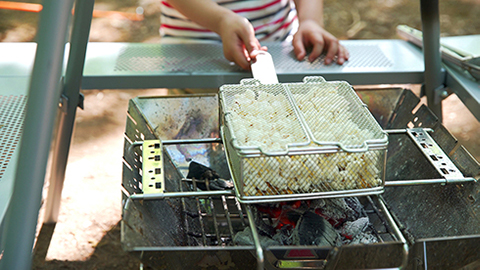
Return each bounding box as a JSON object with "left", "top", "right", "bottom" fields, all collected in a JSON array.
[{"left": 0, "top": 0, "right": 479, "bottom": 269}]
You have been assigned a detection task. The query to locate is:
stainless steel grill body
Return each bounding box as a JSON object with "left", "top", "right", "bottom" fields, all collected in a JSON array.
[{"left": 122, "top": 88, "right": 480, "bottom": 269}]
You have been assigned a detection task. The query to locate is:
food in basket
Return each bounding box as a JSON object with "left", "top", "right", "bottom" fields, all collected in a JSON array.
[
  {"left": 291, "top": 84, "right": 378, "bottom": 146},
  {"left": 242, "top": 151, "right": 383, "bottom": 196},
  {"left": 223, "top": 82, "right": 385, "bottom": 196},
  {"left": 229, "top": 89, "right": 307, "bottom": 152}
]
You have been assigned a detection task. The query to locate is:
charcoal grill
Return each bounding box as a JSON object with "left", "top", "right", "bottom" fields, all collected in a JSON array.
[{"left": 121, "top": 85, "right": 480, "bottom": 269}]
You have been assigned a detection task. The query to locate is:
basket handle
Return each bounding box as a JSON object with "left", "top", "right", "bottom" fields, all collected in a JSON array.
[{"left": 251, "top": 51, "right": 279, "bottom": 84}]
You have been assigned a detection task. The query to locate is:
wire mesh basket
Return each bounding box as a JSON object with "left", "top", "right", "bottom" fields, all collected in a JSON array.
[
  {"left": 219, "top": 76, "right": 388, "bottom": 203},
  {"left": 287, "top": 77, "right": 388, "bottom": 151}
]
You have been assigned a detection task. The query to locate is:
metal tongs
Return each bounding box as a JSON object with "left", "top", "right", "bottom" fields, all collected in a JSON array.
[{"left": 397, "top": 25, "right": 480, "bottom": 80}]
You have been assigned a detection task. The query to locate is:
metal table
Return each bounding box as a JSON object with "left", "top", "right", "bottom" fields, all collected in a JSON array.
[
  {"left": 0, "top": 78, "right": 28, "bottom": 224},
  {"left": 441, "top": 35, "right": 480, "bottom": 121},
  {"left": 0, "top": 40, "right": 425, "bottom": 88},
  {"left": 81, "top": 40, "right": 425, "bottom": 89}
]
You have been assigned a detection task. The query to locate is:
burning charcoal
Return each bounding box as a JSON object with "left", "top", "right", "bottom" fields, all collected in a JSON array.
[
  {"left": 310, "top": 199, "right": 350, "bottom": 227},
  {"left": 340, "top": 217, "right": 378, "bottom": 245},
  {"left": 233, "top": 227, "right": 282, "bottom": 248},
  {"left": 252, "top": 207, "right": 276, "bottom": 237},
  {"left": 350, "top": 231, "right": 378, "bottom": 245},
  {"left": 272, "top": 224, "right": 295, "bottom": 245},
  {"left": 340, "top": 217, "right": 369, "bottom": 241},
  {"left": 344, "top": 197, "right": 367, "bottom": 220},
  {"left": 203, "top": 179, "right": 234, "bottom": 190},
  {"left": 292, "top": 210, "right": 341, "bottom": 247},
  {"left": 256, "top": 201, "right": 309, "bottom": 230},
  {"left": 311, "top": 197, "right": 365, "bottom": 227},
  {"left": 186, "top": 161, "right": 233, "bottom": 190},
  {"left": 187, "top": 161, "right": 221, "bottom": 180}
]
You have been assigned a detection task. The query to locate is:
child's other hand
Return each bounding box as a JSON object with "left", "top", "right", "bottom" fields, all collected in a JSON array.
[
  {"left": 218, "top": 14, "right": 267, "bottom": 70},
  {"left": 292, "top": 20, "right": 349, "bottom": 65}
]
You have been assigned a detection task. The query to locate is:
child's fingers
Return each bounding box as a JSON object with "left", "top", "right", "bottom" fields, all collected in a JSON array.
[
  {"left": 324, "top": 40, "right": 339, "bottom": 65},
  {"left": 292, "top": 34, "right": 306, "bottom": 61},
  {"left": 336, "top": 45, "right": 349, "bottom": 65},
  {"left": 236, "top": 48, "right": 251, "bottom": 70},
  {"left": 307, "top": 33, "right": 325, "bottom": 62}
]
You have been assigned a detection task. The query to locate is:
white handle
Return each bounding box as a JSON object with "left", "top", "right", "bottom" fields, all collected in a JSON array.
[{"left": 250, "top": 51, "right": 279, "bottom": 84}]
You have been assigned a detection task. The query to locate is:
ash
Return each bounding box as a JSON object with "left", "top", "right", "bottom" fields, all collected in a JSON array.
[{"left": 234, "top": 197, "right": 378, "bottom": 248}]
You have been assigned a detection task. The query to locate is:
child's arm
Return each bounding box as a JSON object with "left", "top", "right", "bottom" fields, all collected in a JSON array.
[
  {"left": 165, "top": 0, "right": 266, "bottom": 70},
  {"left": 293, "top": 0, "right": 349, "bottom": 64}
]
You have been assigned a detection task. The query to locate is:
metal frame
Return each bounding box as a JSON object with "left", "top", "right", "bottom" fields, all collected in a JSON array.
[
  {"left": 121, "top": 139, "right": 409, "bottom": 270},
  {"left": 0, "top": 0, "right": 94, "bottom": 269},
  {"left": 420, "top": 0, "right": 445, "bottom": 122},
  {"left": 42, "top": 0, "right": 94, "bottom": 224}
]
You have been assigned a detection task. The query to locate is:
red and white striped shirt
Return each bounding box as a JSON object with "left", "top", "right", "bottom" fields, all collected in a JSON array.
[{"left": 160, "top": 0, "right": 298, "bottom": 43}]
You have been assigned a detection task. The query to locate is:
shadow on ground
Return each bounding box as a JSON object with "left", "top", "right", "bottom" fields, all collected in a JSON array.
[{"left": 33, "top": 222, "right": 143, "bottom": 270}]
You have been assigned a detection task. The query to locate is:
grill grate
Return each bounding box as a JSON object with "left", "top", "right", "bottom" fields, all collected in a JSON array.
[
  {"left": 113, "top": 43, "right": 392, "bottom": 73},
  {"left": 180, "top": 191, "right": 398, "bottom": 248},
  {"left": 0, "top": 95, "right": 26, "bottom": 181},
  {"left": 181, "top": 177, "right": 246, "bottom": 246},
  {"left": 175, "top": 177, "right": 397, "bottom": 248}
]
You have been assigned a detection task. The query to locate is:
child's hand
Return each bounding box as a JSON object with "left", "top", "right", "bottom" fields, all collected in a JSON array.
[
  {"left": 218, "top": 14, "right": 267, "bottom": 70},
  {"left": 292, "top": 20, "right": 349, "bottom": 65}
]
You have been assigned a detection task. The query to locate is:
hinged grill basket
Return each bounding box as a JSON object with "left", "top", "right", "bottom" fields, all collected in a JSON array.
[{"left": 219, "top": 76, "right": 388, "bottom": 203}]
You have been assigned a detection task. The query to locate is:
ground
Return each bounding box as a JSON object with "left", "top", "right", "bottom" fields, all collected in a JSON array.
[{"left": 0, "top": 0, "right": 479, "bottom": 269}]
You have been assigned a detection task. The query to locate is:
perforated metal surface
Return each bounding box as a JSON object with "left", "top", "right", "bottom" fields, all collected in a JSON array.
[
  {"left": 113, "top": 43, "right": 392, "bottom": 73},
  {"left": 114, "top": 43, "right": 243, "bottom": 73},
  {"left": 273, "top": 43, "right": 393, "bottom": 70},
  {"left": 0, "top": 95, "right": 26, "bottom": 181}
]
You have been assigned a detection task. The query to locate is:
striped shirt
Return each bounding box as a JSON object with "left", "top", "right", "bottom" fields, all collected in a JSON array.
[{"left": 160, "top": 0, "right": 298, "bottom": 43}]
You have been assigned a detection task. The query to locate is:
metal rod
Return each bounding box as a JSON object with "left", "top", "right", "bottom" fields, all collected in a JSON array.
[
  {"left": 365, "top": 196, "right": 392, "bottom": 243},
  {"left": 237, "top": 189, "right": 384, "bottom": 204},
  {"left": 234, "top": 197, "right": 247, "bottom": 227},
  {"left": 221, "top": 196, "right": 235, "bottom": 243},
  {"left": 420, "top": 0, "right": 444, "bottom": 121},
  {"left": 192, "top": 180, "right": 208, "bottom": 246},
  {"left": 385, "top": 177, "right": 476, "bottom": 186},
  {"left": 43, "top": 0, "right": 95, "bottom": 224},
  {"left": 125, "top": 141, "right": 143, "bottom": 170},
  {"left": 385, "top": 128, "right": 434, "bottom": 134},
  {"left": 162, "top": 138, "right": 223, "bottom": 145},
  {"left": 177, "top": 161, "right": 193, "bottom": 246},
  {"left": 246, "top": 205, "right": 265, "bottom": 270},
  {"left": 127, "top": 138, "right": 222, "bottom": 161},
  {"left": 122, "top": 190, "right": 234, "bottom": 221},
  {"left": 208, "top": 197, "right": 221, "bottom": 246},
  {"left": 376, "top": 197, "right": 409, "bottom": 270},
  {"left": 0, "top": 1, "right": 74, "bottom": 269},
  {"left": 423, "top": 241, "right": 428, "bottom": 270},
  {"left": 130, "top": 190, "right": 234, "bottom": 201}
]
